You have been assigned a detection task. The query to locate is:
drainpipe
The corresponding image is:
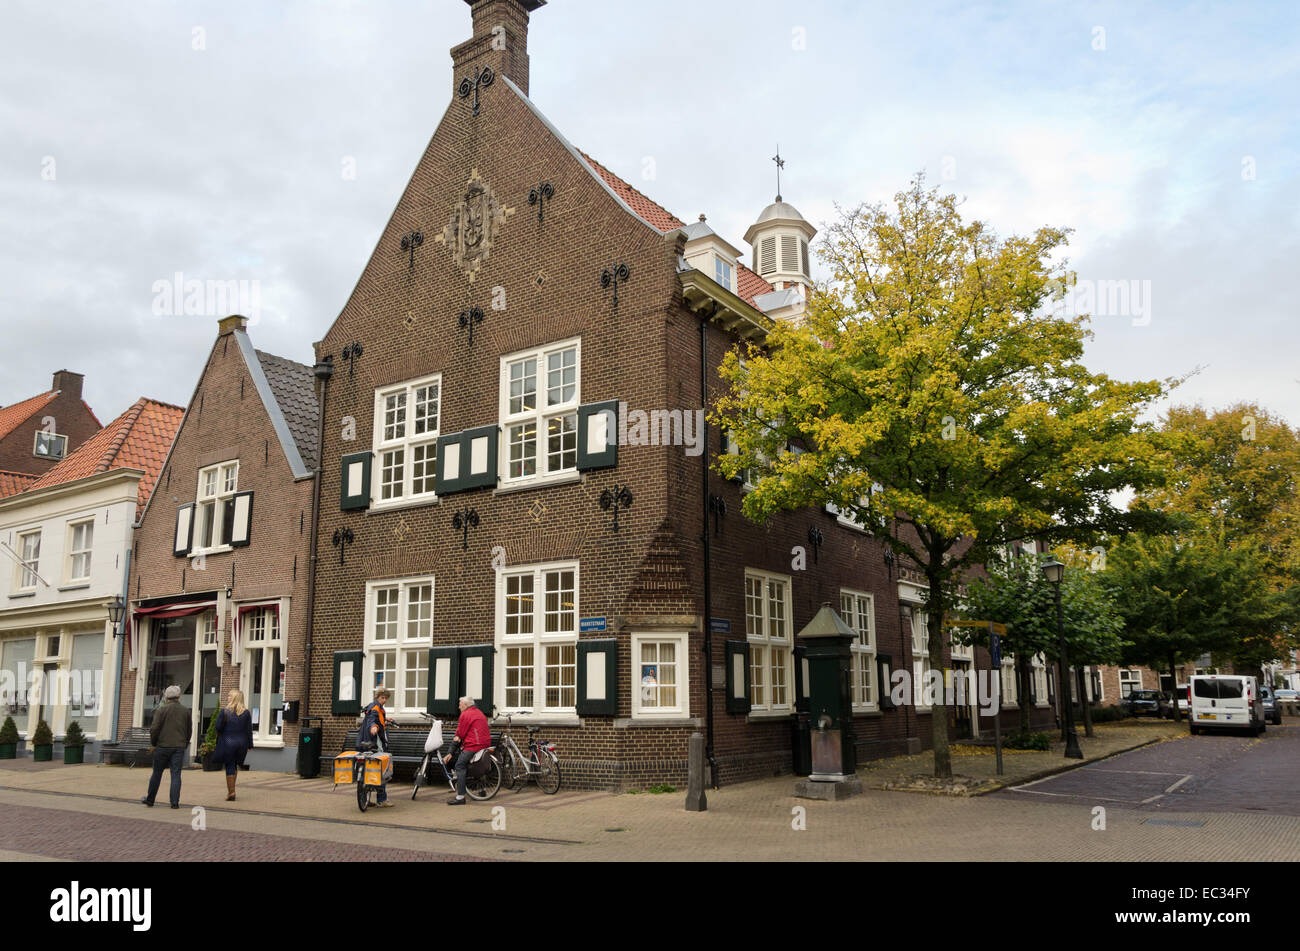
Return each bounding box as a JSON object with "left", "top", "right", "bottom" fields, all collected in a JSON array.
[
  {"left": 110, "top": 548, "right": 131, "bottom": 742},
  {"left": 301, "top": 356, "right": 334, "bottom": 718},
  {"left": 700, "top": 308, "right": 719, "bottom": 787}
]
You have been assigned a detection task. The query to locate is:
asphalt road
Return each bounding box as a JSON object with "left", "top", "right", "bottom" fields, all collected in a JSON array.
[{"left": 1001, "top": 720, "right": 1300, "bottom": 817}]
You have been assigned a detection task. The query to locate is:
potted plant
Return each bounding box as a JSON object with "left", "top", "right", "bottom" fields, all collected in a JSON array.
[
  {"left": 198, "top": 709, "right": 222, "bottom": 772},
  {"left": 31, "top": 719, "right": 53, "bottom": 762},
  {"left": 62, "top": 721, "right": 86, "bottom": 764},
  {"left": 0, "top": 716, "right": 18, "bottom": 759}
]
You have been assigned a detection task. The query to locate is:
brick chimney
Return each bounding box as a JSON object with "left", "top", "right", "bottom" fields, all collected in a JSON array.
[
  {"left": 218, "top": 315, "right": 249, "bottom": 335},
  {"left": 52, "top": 370, "right": 83, "bottom": 400},
  {"left": 451, "top": 0, "right": 546, "bottom": 100}
]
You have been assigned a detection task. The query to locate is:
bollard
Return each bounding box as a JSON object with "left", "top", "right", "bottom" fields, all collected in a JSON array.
[{"left": 685, "top": 732, "right": 707, "bottom": 812}]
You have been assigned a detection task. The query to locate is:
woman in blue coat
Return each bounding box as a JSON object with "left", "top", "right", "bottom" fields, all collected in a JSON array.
[{"left": 214, "top": 689, "right": 254, "bottom": 801}]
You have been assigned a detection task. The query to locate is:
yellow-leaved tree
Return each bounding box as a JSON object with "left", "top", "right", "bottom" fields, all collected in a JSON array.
[{"left": 713, "top": 177, "right": 1172, "bottom": 779}]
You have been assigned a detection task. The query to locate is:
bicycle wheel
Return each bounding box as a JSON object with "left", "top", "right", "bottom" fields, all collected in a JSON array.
[
  {"left": 356, "top": 780, "right": 370, "bottom": 813},
  {"left": 536, "top": 750, "right": 561, "bottom": 795},
  {"left": 466, "top": 755, "right": 502, "bottom": 802},
  {"left": 411, "top": 756, "right": 427, "bottom": 800}
]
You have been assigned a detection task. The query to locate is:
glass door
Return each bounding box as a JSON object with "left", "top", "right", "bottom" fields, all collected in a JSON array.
[
  {"left": 143, "top": 617, "right": 196, "bottom": 734},
  {"left": 197, "top": 650, "right": 221, "bottom": 755}
]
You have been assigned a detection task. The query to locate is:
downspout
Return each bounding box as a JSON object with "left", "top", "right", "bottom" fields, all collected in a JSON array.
[
  {"left": 700, "top": 307, "right": 719, "bottom": 787},
  {"left": 110, "top": 548, "right": 131, "bottom": 742},
  {"left": 301, "top": 356, "right": 334, "bottom": 718}
]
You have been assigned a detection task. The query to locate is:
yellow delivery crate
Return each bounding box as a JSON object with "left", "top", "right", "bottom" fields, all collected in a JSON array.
[{"left": 363, "top": 753, "right": 393, "bottom": 788}]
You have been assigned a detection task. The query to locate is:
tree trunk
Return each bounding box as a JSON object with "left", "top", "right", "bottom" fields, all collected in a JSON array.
[
  {"left": 1167, "top": 653, "right": 1180, "bottom": 723},
  {"left": 1077, "top": 666, "right": 1095, "bottom": 737},
  {"left": 926, "top": 579, "right": 951, "bottom": 780}
]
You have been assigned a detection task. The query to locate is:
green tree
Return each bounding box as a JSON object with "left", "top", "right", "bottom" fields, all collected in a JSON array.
[{"left": 714, "top": 177, "right": 1169, "bottom": 778}]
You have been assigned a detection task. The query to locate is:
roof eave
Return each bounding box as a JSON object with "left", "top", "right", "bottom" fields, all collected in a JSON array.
[
  {"left": 679, "top": 269, "right": 770, "bottom": 344},
  {"left": 0, "top": 467, "right": 144, "bottom": 513}
]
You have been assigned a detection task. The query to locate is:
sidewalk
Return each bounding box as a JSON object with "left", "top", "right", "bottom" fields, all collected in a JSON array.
[
  {"left": 860, "top": 720, "right": 1185, "bottom": 794},
  {"left": 2, "top": 719, "right": 1296, "bottom": 861}
]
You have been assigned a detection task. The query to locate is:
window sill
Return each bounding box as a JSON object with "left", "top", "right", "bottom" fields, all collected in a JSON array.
[
  {"left": 746, "top": 711, "right": 795, "bottom": 723},
  {"left": 8, "top": 592, "right": 36, "bottom": 600},
  {"left": 252, "top": 738, "right": 285, "bottom": 749},
  {"left": 58, "top": 583, "right": 91, "bottom": 592},
  {"left": 491, "top": 716, "right": 582, "bottom": 728},
  {"left": 367, "top": 497, "right": 442, "bottom": 516},
  {"left": 494, "top": 472, "right": 582, "bottom": 497},
  {"left": 617, "top": 716, "right": 699, "bottom": 728},
  {"left": 192, "top": 546, "right": 234, "bottom": 557},
  {"left": 852, "top": 709, "right": 883, "bottom": 719}
]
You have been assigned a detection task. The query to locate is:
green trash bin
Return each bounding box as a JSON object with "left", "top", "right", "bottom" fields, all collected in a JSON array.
[{"left": 297, "top": 718, "right": 323, "bottom": 778}]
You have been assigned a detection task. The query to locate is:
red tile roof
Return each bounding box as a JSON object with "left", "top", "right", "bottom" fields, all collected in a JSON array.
[
  {"left": 0, "top": 391, "right": 58, "bottom": 441},
  {"left": 0, "top": 470, "right": 38, "bottom": 500},
  {"left": 576, "top": 151, "right": 775, "bottom": 310},
  {"left": 28, "top": 398, "right": 184, "bottom": 515}
]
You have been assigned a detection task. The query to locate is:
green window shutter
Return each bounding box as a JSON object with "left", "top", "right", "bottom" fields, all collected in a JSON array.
[
  {"left": 427, "top": 646, "right": 461, "bottom": 716},
  {"left": 229, "top": 491, "right": 254, "bottom": 548},
  {"left": 331, "top": 650, "right": 364, "bottom": 716},
  {"left": 576, "top": 639, "right": 619, "bottom": 716},
  {"left": 435, "top": 433, "right": 467, "bottom": 496},
  {"left": 460, "top": 645, "right": 495, "bottom": 716},
  {"left": 794, "top": 645, "right": 810, "bottom": 713},
  {"left": 460, "top": 427, "right": 500, "bottom": 491},
  {"left": 173, "top": 503, "right": 195, "bottom": 558},
  {"left": 577, "top": 401, "right": 619, "bottom": 472},
  {"left": 724, "top": 640, "right": 751, "bottom": 714},
  {"left": 340, "top": 452, "right": 373, "bottom": 511}
]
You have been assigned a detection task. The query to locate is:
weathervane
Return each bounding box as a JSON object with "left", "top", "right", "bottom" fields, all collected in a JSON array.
[{"left": 772, "top": 147, "right": 786, "bottom": 202}]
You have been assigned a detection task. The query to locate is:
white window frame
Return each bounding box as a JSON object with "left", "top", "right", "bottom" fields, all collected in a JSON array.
[
  {"left": 499, "top": 338, "right": 582, "bottom": 489},
  {"left": 745, "top": 569, "right": 793, "bottom": 715},
  {"left": 371, "top": 374, "right": 442, "bottom": 509},
  {"left": 715, "top": 256, "right": 734, "bottom": 292},
  {"left": 15, "top": 529, "right": 41, "bottom": 591},
  {"left": 363, "top": 578, "right": 435, "bottom": 718},
  {"left": 240, "top": 605, "right": 284, "bottom": 743},
  {"left": 631, "top": 632, "right": 690, "bottom": 719},
  {"left": 1119, "top": 668, "right": 1141, "bottom": 698},
  {"left": 1033, "top": 653, "right": 1049, "bottom": 706},
  {"left": 910, "top": 608, "right": 933, "bottom": 711},
  {"left": 194, "top": 460, "right": 239, "bottom": 553},
  {"left": 1000, "top": 654, "right": 1019, "bottom": 709},
  {"left": 66, "top": 517, "right": 95, "bottom": 583},
  {"left": 495, "top": 561, "right": 579, "bottom": 716},
  {"left": 839, "top": 589, "right": 877, "bottom": 712}
]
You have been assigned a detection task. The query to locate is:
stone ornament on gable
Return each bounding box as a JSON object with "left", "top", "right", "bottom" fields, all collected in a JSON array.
[{"left": 437, "top": 168, "right": 515, "bottom": 283}]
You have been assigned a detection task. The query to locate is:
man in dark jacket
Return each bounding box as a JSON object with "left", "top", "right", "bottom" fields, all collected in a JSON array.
[
  {"left": 142, "top": 685, "right": 192, "bottom": 809},
  {"left": 358, "top": 687, "right": 392, "bottom": 807}
]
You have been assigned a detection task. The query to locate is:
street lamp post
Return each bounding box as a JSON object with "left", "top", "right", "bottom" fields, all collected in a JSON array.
[
  {"left": 108, "top": 596, "right": 126, "bottom": 637},
  {"left": 1041, "top": 558, "right": 1083, "bottom": 760}
]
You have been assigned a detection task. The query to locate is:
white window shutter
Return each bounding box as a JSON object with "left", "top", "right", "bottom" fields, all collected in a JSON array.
[
  {"left": 229, "top": 492, "right": 254, "bottom": 548},
  {"left": 174, "top": 504, "right": 195, "bottom": 558}
]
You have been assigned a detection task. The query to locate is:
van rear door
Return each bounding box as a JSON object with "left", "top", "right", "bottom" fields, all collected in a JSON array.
[{"left": 1193, "top": 676, "right": 1252, "bottom": 725}]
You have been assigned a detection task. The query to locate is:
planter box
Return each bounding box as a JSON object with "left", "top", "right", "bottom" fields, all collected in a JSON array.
[
  {"left": 32, "top": 745, "right": 53, "bottom": 762},
  {"left": 201, "top": 752, "right": 222, "bottom": 773},
  {"left": 63, "top": 746, "right": 85, "bottom": 765},
  {"left": 0, "top": 743, "right": 15, "bottom": 759}
]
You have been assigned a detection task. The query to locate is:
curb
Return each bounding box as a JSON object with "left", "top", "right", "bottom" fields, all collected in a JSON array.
[{"left": 970, "top": 734, "right": 1174, "bottom": 796}]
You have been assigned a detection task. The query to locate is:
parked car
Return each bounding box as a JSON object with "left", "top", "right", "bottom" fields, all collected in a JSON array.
[
  {"left": 1275, "top": 689, "right": 1299, "bottom": 703},
  {"left": 1189, "top": 674, "right": 1264, "bottom": 736},
  {"left": 1173, "top": 683, "right": 1190, "bottom": 716},
  {"left": 1259, "top": 687, "right": 1283, "bottom": 725},
  {"left": 1122, "top": 689, "right": 1167, "bottom": 718}
]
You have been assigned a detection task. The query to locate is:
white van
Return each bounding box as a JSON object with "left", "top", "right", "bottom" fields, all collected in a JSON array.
[{"left": 1189, "top": 674, "right": 1265, "bottom": 736}]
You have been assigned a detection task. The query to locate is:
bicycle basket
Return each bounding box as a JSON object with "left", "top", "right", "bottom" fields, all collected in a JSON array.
[{"left": 468, "top": 749, "right": 492, "bottom": 779}]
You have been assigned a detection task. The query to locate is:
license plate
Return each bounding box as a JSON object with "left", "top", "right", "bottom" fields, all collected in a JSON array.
[{"left": 1201, "top": 714, "right": 1216, "bottom": 720}]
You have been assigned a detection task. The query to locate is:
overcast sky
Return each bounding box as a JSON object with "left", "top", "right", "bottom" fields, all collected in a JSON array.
[{"left": 2, "top": 0, "right": 1297, "bottom": 432}]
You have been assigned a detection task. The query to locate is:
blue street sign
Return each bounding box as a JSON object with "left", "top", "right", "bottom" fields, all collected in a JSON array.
[
  {"left": 990, "top": 631, "right": 1002, "bottom": 668},
  {"left": 580, "top": 617, "right": 607, "bottom": 633},
  {"left": 710, "top": 618, "right": 731, "bottom": 633}
]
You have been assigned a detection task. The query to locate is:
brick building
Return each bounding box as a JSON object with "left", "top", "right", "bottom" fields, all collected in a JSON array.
[
  {"left": 0, "top": 370, "right": 102, "bottom": 488},
  {"left": 121, "top": 317, "right": 319, "bottom": 770},
  {"left": 304, "top": 0, "right": 1052, "bottom": 788}
]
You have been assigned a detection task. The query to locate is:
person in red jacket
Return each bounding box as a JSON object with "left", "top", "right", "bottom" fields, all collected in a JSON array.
[{"left": 443, "top": 696, "right": 490, "bottom": 806}]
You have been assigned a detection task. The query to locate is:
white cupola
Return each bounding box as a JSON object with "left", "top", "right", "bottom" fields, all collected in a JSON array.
[{"left": 743, "top": 198, "right": 817, "bottom": 295}]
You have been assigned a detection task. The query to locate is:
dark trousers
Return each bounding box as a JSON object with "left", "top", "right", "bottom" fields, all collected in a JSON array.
[
  {"left": 146, "top": 747, "right": 184, "bottom": 806},
  {"left": 454, "top": 749, "right": 474, "bottom": 799}
]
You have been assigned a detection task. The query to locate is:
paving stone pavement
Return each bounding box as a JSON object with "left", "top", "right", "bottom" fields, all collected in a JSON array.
[{"left": 0, "top": 744, "right": 1297, "bottom": 861}]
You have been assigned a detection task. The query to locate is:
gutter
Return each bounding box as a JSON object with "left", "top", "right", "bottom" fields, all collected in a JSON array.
[
  {"left": 111, "top": 548, "right": 130, "bottom": 742},
  {"left": 301, "top": 356, "right": 334, "bottom": 719},
  {"left": 700, "top": 305, "right": 720, "bottom": 788}
]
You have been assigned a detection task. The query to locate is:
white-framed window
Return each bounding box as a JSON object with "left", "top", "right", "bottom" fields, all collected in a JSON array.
[
  {"left": 1000, "top": 655, "right": 1018, "bottom": 708},
  {"left": 15, "top": 530, "right": 41, "bottom": 590},
  {"left": 632, "top": 632, "right": 689, "bottom": 718},
  {"left": 499, "top": 338, "right": 581, "bottom": 487},
  {"left": 372, "top": 374, "right": 441, "bottom": 506},
  {"left": 67, "top": 632, "right": 104, "bottom": 735},
  {"left": 839, "top": 590, "right": 877, "bottom": 710},
  {"left": 1119, "top": 668, "right": 1141, "bottom": 698},
  {"left": 242, "top": 607, "right": 283, "bottom": 741},
  {"left": 745, "top": 570, "right": 792, "bottom": 713},
  {"left": 496, "top": 562, "right": 578, "bottom": 714},
  {"left": 66, "top": 519, "right": 94, "bottom": 582},
  {"left": 365, "top": 578, "right": 435, "bottom": 716},
  {"left": 195, "top": 461, "right": 238, "bottom": 551},
  {"left": 1033, "top": 654, "right": 1049, "bottom": 705},
  {"left": 715, "top": 257, "right": 734, "bottom": 292},
  {"left": 200, "top": 610, "right": 218, "bottom": 648},
  {"left": 910, "top": 608, "right": 932, "bottom": 710}
]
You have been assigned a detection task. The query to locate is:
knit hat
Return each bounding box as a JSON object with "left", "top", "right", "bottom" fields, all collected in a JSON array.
[{"left": 164, "top": 685, "right": 181, "bottom": 700}]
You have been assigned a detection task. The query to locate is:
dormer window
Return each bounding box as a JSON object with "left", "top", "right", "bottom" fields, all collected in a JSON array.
[{"left": 715, "top": 257, "right": 734, "bottom": 292}]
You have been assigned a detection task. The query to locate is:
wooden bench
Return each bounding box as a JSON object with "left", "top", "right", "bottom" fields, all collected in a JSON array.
[{"left": 99, "top": 727, "right": 153, "bottom": 768}]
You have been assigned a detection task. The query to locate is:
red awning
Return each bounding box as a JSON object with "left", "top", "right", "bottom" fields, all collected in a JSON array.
[{"left": 134, "top": 602, "right": 216, "bottom": 621}]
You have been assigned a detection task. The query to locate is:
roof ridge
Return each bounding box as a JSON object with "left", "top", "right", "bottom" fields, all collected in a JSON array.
[{"left": 93, "top": 399, "right": 148, "bottom": 474}]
